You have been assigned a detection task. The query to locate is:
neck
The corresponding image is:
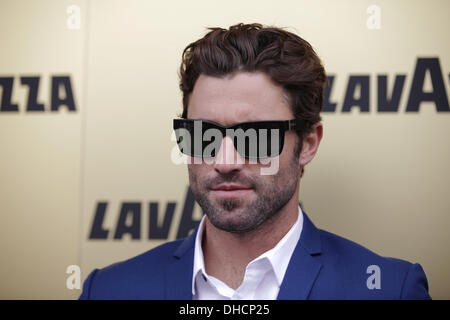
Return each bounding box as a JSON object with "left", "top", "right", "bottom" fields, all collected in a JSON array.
[{"left": 201, "top": 193, "right": 300, "bottom": 289}]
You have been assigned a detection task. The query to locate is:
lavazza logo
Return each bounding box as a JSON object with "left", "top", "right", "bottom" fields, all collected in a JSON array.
[
  {"left": 86, "top": 57, "right": 449, "bottom": 242},
  {"left": 0, "top": 75, "right": 76, "bottom": 112},
  {"left": 323, "top": 58, "right": 449, "bottom": 113}
]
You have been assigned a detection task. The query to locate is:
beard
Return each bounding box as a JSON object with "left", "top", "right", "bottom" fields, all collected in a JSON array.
[{"left": 188, "top": 152, "right": 300, "bottom": 233}]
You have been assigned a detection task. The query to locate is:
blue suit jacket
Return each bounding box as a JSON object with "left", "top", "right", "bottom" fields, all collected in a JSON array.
[{"left": 79, "top": 211, "right": 430, "bottom": 299}]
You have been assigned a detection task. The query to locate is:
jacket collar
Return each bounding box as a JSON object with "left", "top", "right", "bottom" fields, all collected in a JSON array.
[
  {"left": 297, "top": 209, "right": 322, "bottom": 255},
  {"left": 173, "top": 228, "right": 198, "bottom": 259},
  {"left": 166, "top": 208, "right": 323, "bottom": 300},
  {"left": 277, "top": 211, "right": 323, "bottom": 299},
  {"left": 165, "top": 229, "right": 197, "bottom": 299}
]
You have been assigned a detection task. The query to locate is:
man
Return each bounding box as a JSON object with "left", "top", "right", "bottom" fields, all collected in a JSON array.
[{"left": 79, "top": 23, "right": 430, "bottom": 299}]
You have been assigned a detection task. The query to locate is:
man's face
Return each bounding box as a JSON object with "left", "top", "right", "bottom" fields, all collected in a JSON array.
[{"left": 187, "top": 71, "right": 302, "bottom": 233}]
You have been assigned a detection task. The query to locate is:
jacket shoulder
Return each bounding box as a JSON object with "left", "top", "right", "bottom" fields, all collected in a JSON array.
[
  {"left": 311, "top": 229, "right": 430, "bottom": 299},
  {"left": 79, "top": 240, "right": 183, "bottom": 300}
]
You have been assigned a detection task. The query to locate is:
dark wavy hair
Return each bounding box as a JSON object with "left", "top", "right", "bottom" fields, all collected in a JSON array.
[{"left": 179, "top": 23, "right": 327, "bottom": 139}]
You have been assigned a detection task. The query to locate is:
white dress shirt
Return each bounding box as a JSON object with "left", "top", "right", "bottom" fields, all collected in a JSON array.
[{"left": 192, "top": 206, "right": 303, "bottom": 300}]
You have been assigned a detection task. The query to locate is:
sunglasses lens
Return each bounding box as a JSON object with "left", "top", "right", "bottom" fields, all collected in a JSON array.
[
  {"left": 174, "top": 120, "right": 223, "bottom": 158},
  {"left": 174, "top": 121, "right": 193, "bottom": 157},
  {"left": 174, "top": 120, "right": 286, "bottom": 160},
  {"left": 234, "top": 122, "right": 284, "bottom": 159}
]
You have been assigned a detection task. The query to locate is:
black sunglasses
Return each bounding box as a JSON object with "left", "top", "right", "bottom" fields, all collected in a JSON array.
[{"left": 173, "top": 118, "right": 308, "bottom": 160}]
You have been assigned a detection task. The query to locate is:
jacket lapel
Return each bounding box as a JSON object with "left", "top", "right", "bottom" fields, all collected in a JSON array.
[
  {"left": 165, "top": 229, "right": 198, "bottom": 300},
  {"left": 277, "top": 211, "right": 323, "bottom": 300}
]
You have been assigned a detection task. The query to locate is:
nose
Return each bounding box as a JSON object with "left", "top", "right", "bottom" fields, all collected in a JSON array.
[{"left": 213, "top": 136, "right": 246, "bottom": 174}]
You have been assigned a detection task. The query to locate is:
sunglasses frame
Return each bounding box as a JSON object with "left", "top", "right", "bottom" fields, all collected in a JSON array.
[{"left": 173, "top": 118, "right": 308, "bottom": 160}]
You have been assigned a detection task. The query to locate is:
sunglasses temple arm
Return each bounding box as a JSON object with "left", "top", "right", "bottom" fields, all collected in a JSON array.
[
  {"left": 288, "top": 119, "right": 308, "bottom": 131},
  {"left": 288, "top": 119, "right": 298, "bottom": 131}
]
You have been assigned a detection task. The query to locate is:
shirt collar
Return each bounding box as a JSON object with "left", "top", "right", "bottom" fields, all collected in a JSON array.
[
  {"left": 192, "top": 216, "right": 207, "bottom": 295},
  {"left": 192, "top": 206, "right": 303, "bottom": 295}
]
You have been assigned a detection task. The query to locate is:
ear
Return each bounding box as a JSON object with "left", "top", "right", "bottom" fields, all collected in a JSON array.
[{"left": 299, "top": 122, "right": 323, "bottom": 167}]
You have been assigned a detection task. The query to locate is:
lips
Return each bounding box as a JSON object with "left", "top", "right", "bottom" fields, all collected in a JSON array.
[
  {"left": 210, "top": 184, "right": 253, "bottom": 199},
  {"left": 211, "top": 184, "right": 252, "bottom": 191}
]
